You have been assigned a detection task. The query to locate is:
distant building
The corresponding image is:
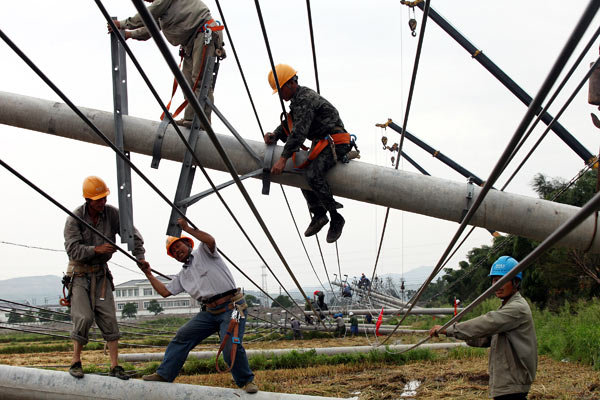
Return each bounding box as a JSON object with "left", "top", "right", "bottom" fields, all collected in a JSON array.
[
  {"left": 114, "top": 277, "right": 201, "bottom": 317},
  {"left": 0, "top": 301, "right": 68, "bottom": 323}
]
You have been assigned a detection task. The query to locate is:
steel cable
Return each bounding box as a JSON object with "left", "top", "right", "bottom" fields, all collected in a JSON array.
[
  {"left": 368, "top": 0, "right": 432, "bottom": 296},
  {"left": 131, "top": 0, "right": 318, "bottom": 322},
  {"left": 96, "top": 1, "right": 300, "bottom": 313},
  {"left": 378, "top": 1, "right": 598, "bottom": 346}
]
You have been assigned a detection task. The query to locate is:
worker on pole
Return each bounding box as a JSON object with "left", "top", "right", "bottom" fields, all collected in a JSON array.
[
  {"left": 264, "top": 64, "right": 352, "bottom": 243},
  {"left": 137, "top": 218, "right": 258, "bottom": 394},
  {"left": 110, "top": 0, "right": 226, "bottom": 128},
  {"left": 64, "top": 176, "right": 146, "bottom": 380},
  {"left": 429, "top": 256, "right": 537, "bottom": 400}
]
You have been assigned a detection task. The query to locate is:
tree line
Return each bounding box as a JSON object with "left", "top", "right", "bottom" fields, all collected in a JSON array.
[{"left": 421, "top": 170, "right": 600, "bottom": 311}]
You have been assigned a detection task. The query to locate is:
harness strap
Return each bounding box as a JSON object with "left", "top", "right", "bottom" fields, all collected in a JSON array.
[
  {"left": 215, "top": 317, "right": 239, "bottom": 373},
  {"left": 294, "top": 132, "right": 351, "bottom": 169},
  {"left": 215, "top": 301, "right": 247, "bottom": 373},
  {"left": 170, "top": 42, "right": 209, "bottom": 120},
  {"left": 160, "top": 19, "right": 222, "bottom": 121},
  {"left": 160, "top": 56, "right": 184, "bottom": 121}
]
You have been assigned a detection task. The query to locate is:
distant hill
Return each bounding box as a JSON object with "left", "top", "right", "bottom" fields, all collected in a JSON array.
[
  {"left": 379, "top": 265, "right": 440, "bottom": 290},
  {"left": 0, "top": 275, "right": 62, "bottom": 305}
]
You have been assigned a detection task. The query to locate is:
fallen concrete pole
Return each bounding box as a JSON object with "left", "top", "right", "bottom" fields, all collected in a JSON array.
[
  {"left": 120, "top": 342, "right": 466, "bottom": 362},
  {"left": 332, "top": 282, "right": 414, "bottom": 308},
  {"left": 0, "top": 365, "right": 351, "bottom": 400},
  {"left": 247, "top": 321, "right": 427, "bottom": 335},
  {"left": 1, "top": 91, "right": 598, "bottom": 252},
  {"left": 307, "top": 307, "right": 459, "bottom": 315}
]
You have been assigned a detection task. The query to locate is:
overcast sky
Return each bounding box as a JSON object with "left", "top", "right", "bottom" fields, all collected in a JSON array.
[{"left": 1, "top": 1, "right": 599, "bottom": 302}]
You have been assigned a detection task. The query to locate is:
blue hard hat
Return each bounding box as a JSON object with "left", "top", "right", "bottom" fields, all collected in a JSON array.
[{"left": 489, "top": 256, "right": 522, "bottom": 280}]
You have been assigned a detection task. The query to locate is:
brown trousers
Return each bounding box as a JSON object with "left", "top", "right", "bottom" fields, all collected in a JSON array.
[{"left": 70, "top": 272, "right": 120, "bottom": 345}]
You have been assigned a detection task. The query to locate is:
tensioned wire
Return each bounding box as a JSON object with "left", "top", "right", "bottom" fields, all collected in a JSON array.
[
  {"left": 130, "top": 0, "right": 323, "bottom": 326},
  {"left": 368, "top": 0, "right": 432, "bottom": 297},
  {"left": 377, "top": 0, "right": 599, "bottom": 347},
  {"left": 374, "top": 8, "right": 600, "bottom": 313},
  {"left": 212, "top": 0, "right": 331, "bottom": 295},
  {"left": 95, "top": 1, "right": 305, "bottom": 315},
  {"left": 249, "top": 0, "right": 338, "bottom": 305},
  {"left": 247, "top": 0, "right": 336, "bottom": 327}
]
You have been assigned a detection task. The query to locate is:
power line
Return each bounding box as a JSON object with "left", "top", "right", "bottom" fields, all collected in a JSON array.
[
  {"left": 378, "top": 1, "right": 598, "bottom": 346},
  {"left": 369, "top": 0, "right": 432, "bottom": 295},
  {"left": 130, "top": 0, "right": 320, "bottom": 322}
]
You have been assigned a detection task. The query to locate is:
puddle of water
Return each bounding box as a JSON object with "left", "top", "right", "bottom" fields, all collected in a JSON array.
[{"left": 400, "top": 380, "right": 421, "bottom": 397}]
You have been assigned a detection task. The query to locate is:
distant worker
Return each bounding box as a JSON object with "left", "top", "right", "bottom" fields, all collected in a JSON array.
[
  {"left": 342, "top": 284, "right": 352, "bottom": 298},
  {"left": 304, "top": 313, "right": 314, "bottom": 326},
  {"left": 111, "top": 0, "right": 226, "bottom": 128},
  {"left": 290, "top": 317, "right": 303, "bottom": 340},
  {"left": 429, "top": 256, "right": 537, "bottom": 400},
  {"left": 358, "top": 273, "right": 370, "bottom": 289},
  {"left": 349, "top": 312, "right": 359, "bottom": 337},
  {"left": 313, "top": 290, "right": 328, "bottom": 311},
  {"left": 365, "top": 313, "right": 373, "bottom": 324},
  {"left": 334, "top": 313, "right": 346, "bottom": 338},
  {"left": 64, "top": 176, "right": 146, "bottom": 380},
  {"left": 264, "top": 64, "right": 354, "bottom": 243},
  {"left": 138, "top": 218, "right": 258, "bottom": 394}
]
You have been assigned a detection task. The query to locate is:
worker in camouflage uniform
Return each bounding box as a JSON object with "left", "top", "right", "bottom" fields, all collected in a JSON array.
[
  {"left": 111, "top": 0, "right": 226, "bottom": 128},
  {"left": 430, "top": 256, "right": 537, "bottom": 400},
  {"left": 265, "top": 64, "right": 351, "bottom": 243}
]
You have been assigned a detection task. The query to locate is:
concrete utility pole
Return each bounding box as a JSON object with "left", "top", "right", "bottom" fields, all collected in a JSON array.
[
  {"left": 0, "top": 365, "right": 348, "bottom": 400},
  {"left": 1, "top": 91, "right": 599, "bottom": 252}
]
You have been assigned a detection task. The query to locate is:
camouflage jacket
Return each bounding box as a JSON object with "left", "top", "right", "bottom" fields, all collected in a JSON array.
[
  {"left": 273, "top": 86, "right": 346, "bottom": 159},
  {"left": 119, "top": 0, "right": 211, "bottom": 48}
]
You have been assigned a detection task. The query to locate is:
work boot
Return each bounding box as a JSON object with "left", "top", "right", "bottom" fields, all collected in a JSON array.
[
  {"left": 326, "top": 213, "right": 345, "bottom": 243},
  {"left": 142, "top": 372, "right": 167, "bottom": 382},
  {"left": 243, "top": 381, "right": 259, "bottom": 394},
  {"left": 109, "top": 365, "right": 130, "bottom": 380},
  {"left": 175, "top": 118, "right": 193, "bottom": 128},
  {"left": 304, "top": 214, "right": 329, "bottom": 237},
  {"left": 69, "top": 361, "right": 84, "bottom": 379}
]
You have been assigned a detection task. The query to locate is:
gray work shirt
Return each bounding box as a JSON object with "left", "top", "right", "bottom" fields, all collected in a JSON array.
[
  {"left": 119, "top": 0, "right": 211, "bottom": 49},
  {"left": 446, "top": 292, "right": 537, "bottom": 398},
  {"left": 64, "top": 203, "right": 145, "bottom": 265},
  {"left": 165, "top": 242, "right": 236, "bottom": 300}
]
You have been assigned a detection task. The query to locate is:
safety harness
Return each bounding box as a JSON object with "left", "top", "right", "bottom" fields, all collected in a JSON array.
[
  {"left": 62, "top": 261, "right": 113, "bottom": 310},
  {"left": 160, "top": 19, "right": 225, "bottom": 121},
  {"left": 202, "top": 289, "right": 248, "bottom": 373},
  {"left": 278, "top": 112, "right": 357, "bottom": 169}
]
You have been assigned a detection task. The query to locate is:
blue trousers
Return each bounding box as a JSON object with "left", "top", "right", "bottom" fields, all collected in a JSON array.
[{"left": 156, "top": 301, "right": 254, "bottom": 386}]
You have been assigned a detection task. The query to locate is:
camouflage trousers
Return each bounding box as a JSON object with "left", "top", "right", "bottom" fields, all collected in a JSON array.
[{"left": 302, "top": 143, "right": 350, "bottom": 215}]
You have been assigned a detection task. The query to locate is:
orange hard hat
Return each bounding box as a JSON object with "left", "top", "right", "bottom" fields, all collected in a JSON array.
[
  {"left": 268, "top": 64, "right": 297, "bottom": 94},
  {"left": 165, "top": 236, "right": 194, "bottom": 258},
  {"left": 82, "top": 176, "right": 110, "bottom": 200}
]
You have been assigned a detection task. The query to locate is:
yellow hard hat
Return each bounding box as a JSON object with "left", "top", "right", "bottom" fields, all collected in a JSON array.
[
  {"left": 165, "top": 236, "right": 194, "bottom": 258},
  {"left": 82, "top": 176, "right": 110, "bottom": 200},
  {"left": 268, "top": 64, "right": 297, "bottom": 94}
]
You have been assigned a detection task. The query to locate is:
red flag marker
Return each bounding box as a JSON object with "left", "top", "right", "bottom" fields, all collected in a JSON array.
[{"left": 375, "top": 307, "right": 384, "bottom": 336}]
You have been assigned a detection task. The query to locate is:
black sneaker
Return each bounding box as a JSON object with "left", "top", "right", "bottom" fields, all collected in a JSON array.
[
  {"left": 326, "top": 214, "right": 345, "bottom": 243},
  {"left": 109, "top": 365, "right": 130, "bottom": 380},
  {"left": 69, "top": 361, "right": 84, "bottom": 379},
  {"left": 304, "top": 214, "right": 329, "bottom": 237}
]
